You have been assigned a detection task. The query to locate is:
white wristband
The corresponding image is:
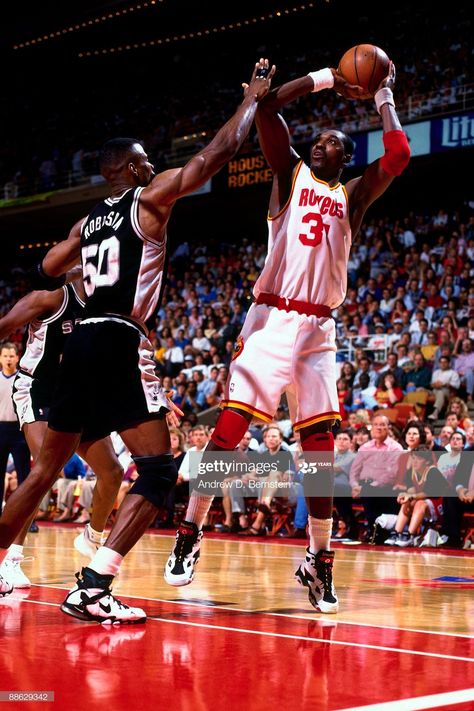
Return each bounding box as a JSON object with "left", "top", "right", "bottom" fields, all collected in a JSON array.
[
  {"left": 375, "top": 87, "right": 395, "bottom": 114},
  {"left": 307, "top": 68, "right": 334, "bottom": 92}
]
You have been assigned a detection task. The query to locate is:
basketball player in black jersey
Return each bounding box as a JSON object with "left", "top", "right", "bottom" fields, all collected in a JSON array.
[
  {"left": 0, "top": 59, "right": 275, "bottom": 621},
  {"left": 0, "top": 277, "right": 124, "bottom": 591}
]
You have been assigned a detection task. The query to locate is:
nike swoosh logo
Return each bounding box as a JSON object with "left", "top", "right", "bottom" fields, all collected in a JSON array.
[{"left": 99, "top": 602, "right": 111, "bottom": 613}]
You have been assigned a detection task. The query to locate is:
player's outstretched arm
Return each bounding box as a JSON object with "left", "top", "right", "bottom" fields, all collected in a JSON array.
[
  {"left": 0, "top": 289, "right": 65, "bottom": 341},
  {"left": 345, "top": 63, "right": 410, "bottom": 236},
  {"left": 30, "top": 218, "right": 84, "bottom": 291},
  {"left": 145, "top": 59, "right": 275, "bottom": 206},
  {"left": 256, "top": 66, "right": 363, "bottom": 188}
]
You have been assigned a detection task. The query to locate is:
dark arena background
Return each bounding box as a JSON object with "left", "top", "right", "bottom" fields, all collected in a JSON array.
[{"left": 0, "top": 2, "right": 473, "bottom": 710}]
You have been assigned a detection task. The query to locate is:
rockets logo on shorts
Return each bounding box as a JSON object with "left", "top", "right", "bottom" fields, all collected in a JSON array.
[{"left": 231, "top": 336, "right": 244, "bottom": 362}]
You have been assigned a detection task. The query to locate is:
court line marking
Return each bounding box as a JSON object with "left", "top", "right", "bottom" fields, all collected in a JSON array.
[
  {"left": 31, "top": 583, "right": 474, "bottom": 640},
  {"left": 30, "top": 583, "right": 474, "bottom": 640},
  {"left": 334, "top": 687, "right": 474, "bottom": 711},
  {"left": 26, "top": 542, "right": 472, "bottom": 568},
  {"left": 16, "top": 595, "right": 474, "bottom": 662}
]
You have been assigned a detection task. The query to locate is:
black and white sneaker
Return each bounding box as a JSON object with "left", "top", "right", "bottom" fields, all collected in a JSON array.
[
  {"left": 164, "top": 521, "right": 203, "bottom": 587},
  {"left": 0, "top": 571, "right": 13, "bottom": 597},
  {"left": 60, "top": 567, "right": 146, "bottom": 624},
  {"left": 295, "top": 548, "right": 339, "bottom": 614}
]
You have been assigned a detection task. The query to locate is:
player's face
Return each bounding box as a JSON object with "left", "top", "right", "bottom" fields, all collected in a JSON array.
[
  {"left": 310, "top": 131, "right": 348, "bottom": 181},
  {"left": 0, "top": 348, "right": 19, "bottom": 372},
  {"left": 132, "top": 144, "right": 155, "bottom": 186}
]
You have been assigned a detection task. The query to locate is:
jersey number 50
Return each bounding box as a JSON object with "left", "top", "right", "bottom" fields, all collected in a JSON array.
[{"left": 82, "top": 236, "right": 120, "bottom": 297}]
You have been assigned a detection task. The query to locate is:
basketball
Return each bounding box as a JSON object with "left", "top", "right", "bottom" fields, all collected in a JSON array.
[{"left": 338, "top": 44, "right": 390, "bottom": 98}]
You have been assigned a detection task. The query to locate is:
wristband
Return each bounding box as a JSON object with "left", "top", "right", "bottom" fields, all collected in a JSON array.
[
  {"left": 307, "top": 68, "right": 334, "bottom": 92},
  {"left": 375, "top": 87, "right": 395, "bottom": 114},
  {"left": 29, "top": 261, "right": 66, "bottom": 291}
]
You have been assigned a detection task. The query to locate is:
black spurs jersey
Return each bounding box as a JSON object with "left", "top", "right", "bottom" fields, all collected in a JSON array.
[
  {"left": 81, "top": 187, "right": 167, "bottom": 324},
  {"left": 19, "top": 283, "right": 85, "bottom": 400}
]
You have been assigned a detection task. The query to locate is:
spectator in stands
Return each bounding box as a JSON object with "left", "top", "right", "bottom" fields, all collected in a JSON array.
[
  {"left": 53, "top": 453, "right": 87, "bottom": 522},
  {"left": 452, "top": 338, "right": 474, "bottom": 402},
  {"left": 159, "top": 428, "right": 187, "bottom": 529},
  {"left": 350, "top": 413, "right": 404, "bottom": 530},
  {"left": 340, "top": 361, "right": 356, "bottom": 387},
  {"left": 218, "top": 430, "right": 258, "bottom": 533},
  {"left": 374, "top": 373, "right": 404, "bottom": 409},
  {"left": 333, "top": 431, "right": 358, "bottom": 540},
  {"left": 240, "top": 424, "right": 295, "bottom": 536},
  {"left": 385, "top": 445, "right": 451, "bottom": 547},
  {"left": 440, "top": 448, "right": 474, "bottom": 547},
  {"left": 353, "top": 426, "right": 371, "bottom": 451},
  {"left": 445, "top": 411, "right": 466, "bottom": 436},
  {"left": 352, "top": 356, "right": 377, "bottom": 389},
  {"left": 377, "top": 352, "right": 404, "bottom": 385},
  {"left": 434, "top": 424, "right": 455, "bottom": 450},
  {"left": 437, "top": 431, "right": 466, "bottom": 484},
  {"left": 164, "top": 336, "right": 185, "bottom": 377},
  {"left": 347, "top": 372, "right": 377, "bottom": 412},
  {"left": 428, "top": 355, "right": 461, "bottom": 420},
  {"left": 401, "top": 352, "right": 432, "bottom": 391}
]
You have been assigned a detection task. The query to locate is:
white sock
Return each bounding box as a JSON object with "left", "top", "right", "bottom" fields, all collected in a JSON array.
[
  {"left": 89, "top": 546, "right": 123, "bottom": 576},
  {"left": 7, "top": 544, "right": 24, "bottom": 559},
  {"left": 308, "top": 517, "right": 332, "bottom": 554},
  {"left": 185, "top": 492, "right": 214, "bottom": 529},
  {"left": 86, "top": 524, "right": 103, "bottom": 543}
]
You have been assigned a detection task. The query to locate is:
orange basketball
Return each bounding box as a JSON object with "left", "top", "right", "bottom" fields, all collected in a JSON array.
[{"left": 338, "top": 44, "right": 390, "bottom": 99}]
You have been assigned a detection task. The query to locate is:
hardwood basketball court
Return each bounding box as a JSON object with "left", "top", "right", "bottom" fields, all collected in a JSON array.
[{"left": 1, "top": 525, "right": 473, "bottom": 710}]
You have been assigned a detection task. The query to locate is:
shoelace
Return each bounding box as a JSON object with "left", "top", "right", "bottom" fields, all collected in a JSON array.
[
  {"left": 76, "top": 574, "right": 130, "bottom": 611},
  {"left": 174, "top": 529, "right": 195, "bottom": 562},
  {"left": 318, "top": 561, "right": 333, "bottom": 593}
]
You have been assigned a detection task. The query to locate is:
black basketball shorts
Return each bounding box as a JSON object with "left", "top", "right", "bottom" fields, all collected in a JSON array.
[{"left": 48, "top": 318, "right": 169, "bottom": 441}]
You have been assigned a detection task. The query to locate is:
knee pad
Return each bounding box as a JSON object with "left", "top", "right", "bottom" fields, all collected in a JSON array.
[
  {"left": 129, "top": 454, "right": 178, "bottom": 507},
  {"left": 211, "top": 409, "right": 250, "bottom": 450}
]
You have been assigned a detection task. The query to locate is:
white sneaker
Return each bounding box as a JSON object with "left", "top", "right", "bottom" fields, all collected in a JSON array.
[
  {"left": 164, "top": 521, "right": 203, "bottom": 587},
  {"left": 295, "top": 549, "right": 339, "bottom": 614},
  {"left": 0, "top": 571, "right": 13, "bottom": 597},
  {"left": 74, "top": 527, "right": 104, "bottom": 559},
  {"left": 60, "top": 567, "right": 146, "bottom": 624},
  {"left": 395, "top": 532, "right": 415, "bottom": 547},
  {"left": 384, "top": 531, "right": 400, "bottom": 546},
  {"left": 0, "top": 555, "right": 32, "bottom": 589}
]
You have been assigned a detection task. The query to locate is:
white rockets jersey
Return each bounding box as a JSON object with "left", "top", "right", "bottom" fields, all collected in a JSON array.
[{"left": 253, "top": 160, "right": 351, "bottom": 309}]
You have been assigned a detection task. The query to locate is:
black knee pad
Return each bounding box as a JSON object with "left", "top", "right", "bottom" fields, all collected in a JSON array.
[{"left": 129, "top": 454, "right": 178, "bottom": 507}]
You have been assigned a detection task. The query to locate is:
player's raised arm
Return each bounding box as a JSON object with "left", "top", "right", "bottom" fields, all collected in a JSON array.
[
  {"left": 256, "top": 65, "right": 363, "bottom": 211},
  {"left": 144, "top": 59, "right": 275, "bottom": 206},
  {"left": 29, "top": 218, "right": 84, "bottom": 291},
  {"left": 345, "top": 63, "right": 411, "bottom": 232}
]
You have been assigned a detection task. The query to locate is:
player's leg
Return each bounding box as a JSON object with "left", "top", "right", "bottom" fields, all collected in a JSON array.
[
  {"left": 164, "top": 406, "right": 251, "bottom": 586},
  {"left": 0, "top": 427, "right": 80, "bottom": 595},
  {"left": 0, "top": 421, "right": 48, "bottom": 589},
  {"left": 73, "top": 436, "right": 124, "bottom": 559},
  {"left": 61, "top": 417, "right": 175, "bottom": 624},
  {"left": 294, "top": 418, "right": 338, "bottom": 613}
]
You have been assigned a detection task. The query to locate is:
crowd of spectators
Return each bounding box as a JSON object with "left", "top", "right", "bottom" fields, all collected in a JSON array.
[
  {"left": 0, "top": 1, "right": 471, "bottom": 199},
  {"left": 2, "top": 197, "right": 474, "bottom": 547}
]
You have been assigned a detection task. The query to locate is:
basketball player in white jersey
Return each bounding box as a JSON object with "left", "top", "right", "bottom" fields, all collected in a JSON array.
[
  {"left": 165, "top": 61, "right": 410, "bottom": 613},
  {"left": 0, "top": 59, "right": 275, "bottom": 622},
  {"left": 0, "top": 277, "right": 124, "bottom": 591}
]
